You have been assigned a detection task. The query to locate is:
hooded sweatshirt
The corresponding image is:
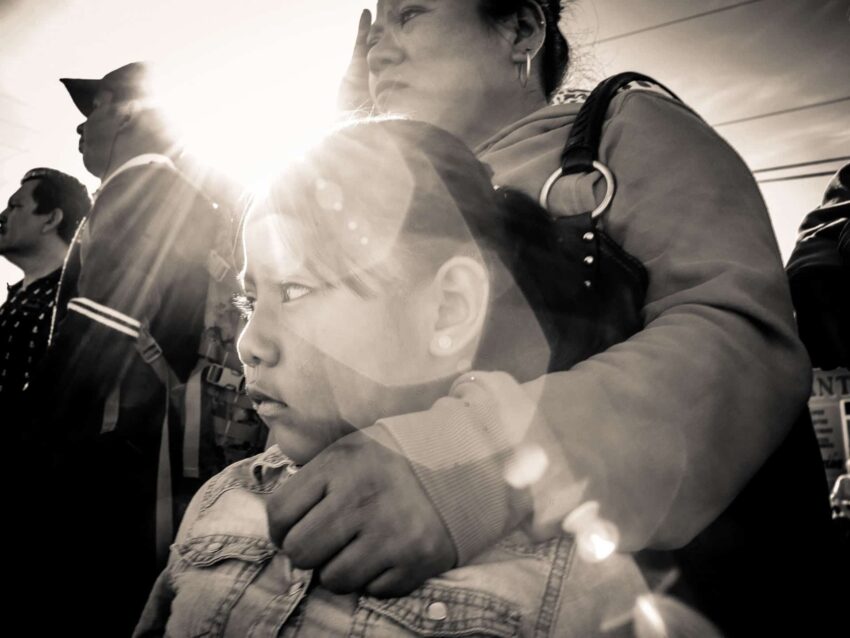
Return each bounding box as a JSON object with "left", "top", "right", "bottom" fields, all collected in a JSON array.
[{"left": 366, "top": 89, "right": 821, "bottom": 598}]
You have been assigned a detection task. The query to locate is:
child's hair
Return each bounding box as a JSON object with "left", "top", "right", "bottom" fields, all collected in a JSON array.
[{"left": 246, "top": 118, "right": 605, "bottom": 378}]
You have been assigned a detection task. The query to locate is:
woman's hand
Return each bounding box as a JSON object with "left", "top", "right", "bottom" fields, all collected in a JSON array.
[
  {"left": 337, "top": 9, "right": 373, "bottom": 113},
  {"left": 266, "top": 429, "right": 457, "bottom": 597}
]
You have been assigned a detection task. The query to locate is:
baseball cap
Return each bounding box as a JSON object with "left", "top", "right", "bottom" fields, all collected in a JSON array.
[{"left": 60, "top": 62, "right": 152, "bottom": 116}]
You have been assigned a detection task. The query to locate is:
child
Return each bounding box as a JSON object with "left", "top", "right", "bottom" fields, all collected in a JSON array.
[{"left": 134, "top": 119, "right": 649, "bottom": 637}]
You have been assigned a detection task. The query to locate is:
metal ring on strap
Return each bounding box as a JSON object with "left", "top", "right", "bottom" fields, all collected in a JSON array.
[{"left": 538, "top": 160, "right": 616, "bottom": 220}]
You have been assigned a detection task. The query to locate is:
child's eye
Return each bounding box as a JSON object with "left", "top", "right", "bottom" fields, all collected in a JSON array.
[
  {"left": 280, "top": 283, "right": 313, "bottom": 303},
  {"left": 232, "top": 294, "right": 255, "bottom": 319}
]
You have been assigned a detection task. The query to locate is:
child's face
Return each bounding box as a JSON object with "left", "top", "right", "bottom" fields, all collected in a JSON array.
[{"left": 237, "top": 210, "right": 448, "bottom": 464}]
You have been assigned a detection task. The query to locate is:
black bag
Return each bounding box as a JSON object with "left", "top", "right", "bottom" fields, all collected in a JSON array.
[{"left": 510, "top": 72, "right": 682, "bottom": 371}]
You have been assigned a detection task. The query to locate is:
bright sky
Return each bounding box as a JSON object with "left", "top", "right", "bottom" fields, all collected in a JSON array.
[
  {"left": 1, "top": 0, "right": 367, "bottom": 296},
  {"left": 1, "top": 0, "right": 845, "bottom": 299},
  {"left": 0, "top": 0, "right": 363, "bottom": 187}
]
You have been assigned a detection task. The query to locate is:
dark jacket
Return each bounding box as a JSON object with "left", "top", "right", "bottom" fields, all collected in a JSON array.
[
  {"left": 787, "top": 163, "right": 850, "bottom": 369},
  {"left": 18, "top": 157, "right": 220, "bottom": 636}
]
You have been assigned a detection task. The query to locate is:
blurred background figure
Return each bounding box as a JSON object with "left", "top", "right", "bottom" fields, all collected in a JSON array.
[
  {"left": 787, "top": 162, "right": 850, "bottom": 370},
  {"left": 0, "top": 167, "right": 90, "bottom": 410},
  {"left": 15, "top": 61, "right": 236, "bottom": 637},
  {"left": 787, "top": 162, "right": 850, "bottom": 568}
]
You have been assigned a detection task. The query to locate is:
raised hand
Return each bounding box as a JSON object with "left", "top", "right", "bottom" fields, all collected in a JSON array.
[{"left": 337, "top": 9, "right": 373, "bottom": 113}]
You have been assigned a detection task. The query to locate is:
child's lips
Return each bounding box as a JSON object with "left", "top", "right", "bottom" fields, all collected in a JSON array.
[{"left": 254, "top": 400, "right": 289, "bottom": 419}]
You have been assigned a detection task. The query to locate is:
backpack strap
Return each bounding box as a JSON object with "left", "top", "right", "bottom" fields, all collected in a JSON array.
[
  {"left": 539, "top": 72, "right": 681, "bottom": 217},
  {"left": 66, "top": 296, "right": 180, "bottom": 561},
  {"left": 136, "top": 325, "right": 184, "bottom": 563}
]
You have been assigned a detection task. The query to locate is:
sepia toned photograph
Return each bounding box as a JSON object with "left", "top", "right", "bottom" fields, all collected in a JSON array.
[{"left": 1, "top": 1, "right": 848, "bottom": 635}]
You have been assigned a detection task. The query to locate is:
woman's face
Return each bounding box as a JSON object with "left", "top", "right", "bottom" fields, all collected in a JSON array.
[
  {"left": 237, "top": 209, "right": 444, "bottom": 464},
  {"left": 367, "top": 0, "right": 518, "bottom": 144}
]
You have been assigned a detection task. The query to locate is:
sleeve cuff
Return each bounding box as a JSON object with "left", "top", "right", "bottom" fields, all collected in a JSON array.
[{"left": 366, "top": 373, "right": 535, "bottom": 565}]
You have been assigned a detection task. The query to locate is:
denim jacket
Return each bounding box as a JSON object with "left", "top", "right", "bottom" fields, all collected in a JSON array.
[{"left": 134, "top": 446, "right": 646, "bottom": 637}]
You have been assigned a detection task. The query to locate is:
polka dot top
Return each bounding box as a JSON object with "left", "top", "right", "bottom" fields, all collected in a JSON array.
[{"left": 0, "top": 268, "right": 61, "bottom": 398}]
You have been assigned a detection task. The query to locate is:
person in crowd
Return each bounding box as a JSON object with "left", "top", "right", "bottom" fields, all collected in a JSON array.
[
  {"left": 134, "top": 117, "right": 678, "bottom": 638},
  {"left": 16, "top": 62, "right": 225, "bottom": 636},
  {"left": 787, "top": 161, "right": 850, "bottom": 567},
  {"left": 0, "top": 168, "right": 89, "bottom": 409},
  {"left": 264, "top": 2, "right": 840, "bottom": 634},
  {"left": 787, "top": 162, "right": 850, "bottom": 370}
]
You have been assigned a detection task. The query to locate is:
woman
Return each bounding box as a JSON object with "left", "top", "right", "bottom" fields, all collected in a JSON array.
[
  {"left": 268, "top": 2, "right": 838, "bottom": 635},
  {"left": 135, "top": 118, "right": 658, "bottom": 637}
]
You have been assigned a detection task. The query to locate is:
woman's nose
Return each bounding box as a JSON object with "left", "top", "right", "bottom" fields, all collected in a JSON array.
[
  {"left": 76, "top": 122, "right": 85, "bottom": 135},
  {"left": 367, "top": 25, "right": 404, "bottom": 76}
]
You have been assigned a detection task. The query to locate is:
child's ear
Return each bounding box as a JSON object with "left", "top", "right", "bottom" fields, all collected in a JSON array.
[{"left": 428, "top": 255, "right": 489, "bottom": 358}]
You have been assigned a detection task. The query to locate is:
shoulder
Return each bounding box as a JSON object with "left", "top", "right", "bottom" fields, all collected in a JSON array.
[
  {"left": 96, "top": 162, "right": 222, "bottom": 247},
  {"left": 98, "top": 162, "right": 176, "bottom": 198},
  {"left": 175, "top": 449, "right": 294, "bottom": 545},
  {"left": 200, "top": 447, "right": 295, "bottom": 507},
  {"left": 98, "top": 161, "right": 215, "bottom": 213},
  {"left": 602, "top": 83, "right": 725, "bottom": 154}
]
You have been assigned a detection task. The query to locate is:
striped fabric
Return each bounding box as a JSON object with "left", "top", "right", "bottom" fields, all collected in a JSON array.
[{"left": 66, "top": 297, "right": 141, "bottom": 339}]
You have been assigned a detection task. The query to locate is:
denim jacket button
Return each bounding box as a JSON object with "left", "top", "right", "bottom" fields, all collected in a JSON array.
[{"left": 426, "top": 601, "right": 448, "bottom": 621}]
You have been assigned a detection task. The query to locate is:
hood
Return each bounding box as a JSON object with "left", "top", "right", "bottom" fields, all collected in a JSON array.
[{"left": 474, "top": 101, "right": 600, "bottom": 218}]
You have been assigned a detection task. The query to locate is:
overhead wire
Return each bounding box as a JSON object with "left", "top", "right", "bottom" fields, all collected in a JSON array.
[
  {"left": 590, "top": 2, "right": 848, "bottom": 134},
  {"left": 757, "top": 171, "right": 838, "bottom": 185},
  {"left": 712, "top": 97, "right": 850, "bottom": 128},
  {"left": 595, "top": 0, "right": 764, "bottom": 43},
  {"left": 751, "top": 156, "right": 850, "bottom": 174}
]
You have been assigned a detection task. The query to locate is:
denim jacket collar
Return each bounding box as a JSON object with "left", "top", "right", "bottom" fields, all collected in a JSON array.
[{"left": 249, "top": 445, "right": 299, "bottom": 487}]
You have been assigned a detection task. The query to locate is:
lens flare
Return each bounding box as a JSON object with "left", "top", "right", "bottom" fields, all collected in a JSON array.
[
  {"left": 315, "top": 177, "right": 344, "bottom": 213},
  {"left": 562, "top": 500, "right": 621, "bottom": 562},
  {"left": 504, "top": 443, "right": 549, "bottom": 488},
  {"left": 586, "top": 527, "right": 618, "bottom": 560},
  {"left": 633, "top": 594, "right": 723, "bottom": 638},
  {"left": 635, "top": 595, "right": 667, "bottom": 637}
]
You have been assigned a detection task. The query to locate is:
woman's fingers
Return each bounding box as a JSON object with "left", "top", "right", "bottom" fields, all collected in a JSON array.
[
  {"left": 365, "top": 567, "right": 422, "bottom": 599},
  {"left": 266, "top": 466, "right": 327, "bottom": 547},
  {"left": 281, "top": 491, "right": 359, "bottom": 569},
  {"left": 318, "top": 534, "right": 395, "bottom": 595},
  {"left": 352, "top": 8, "right": 372, "bottom": 58},
  {"left": 338, "top": 9, "right": 373, "bottom": 111}
]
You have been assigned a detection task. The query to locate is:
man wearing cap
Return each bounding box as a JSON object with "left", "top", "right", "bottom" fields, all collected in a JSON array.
[
  {"left": 19, "top": 62, "right": 222, "bottom": 635},
  {"left": 0, "top": 168, "right": 90, "bottom": 407}
]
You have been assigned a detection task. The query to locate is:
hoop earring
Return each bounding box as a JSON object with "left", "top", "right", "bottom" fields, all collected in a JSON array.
[{"left": 517, "top": 49, "right": 532, "bottom": 88}]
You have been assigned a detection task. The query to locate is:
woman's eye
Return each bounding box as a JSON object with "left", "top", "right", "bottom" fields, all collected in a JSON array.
[
  {"left": 399, "top": 6, "right": 425, "bottom": 26},
  {"left": 280, "top": 283, "right": 312, "bottom": 303},
  {"left": 232, "top": 294, "right": 255, "bottom": 319}
]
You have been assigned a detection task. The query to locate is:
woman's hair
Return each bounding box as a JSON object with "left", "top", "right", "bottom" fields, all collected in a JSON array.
[{"left": 478, "top": 0, "right": 570, "bottom": 98}]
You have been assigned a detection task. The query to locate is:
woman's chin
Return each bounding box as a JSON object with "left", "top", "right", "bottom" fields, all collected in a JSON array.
[{"left": 375, "top": 91, "right": 426, "bottom": 121}]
